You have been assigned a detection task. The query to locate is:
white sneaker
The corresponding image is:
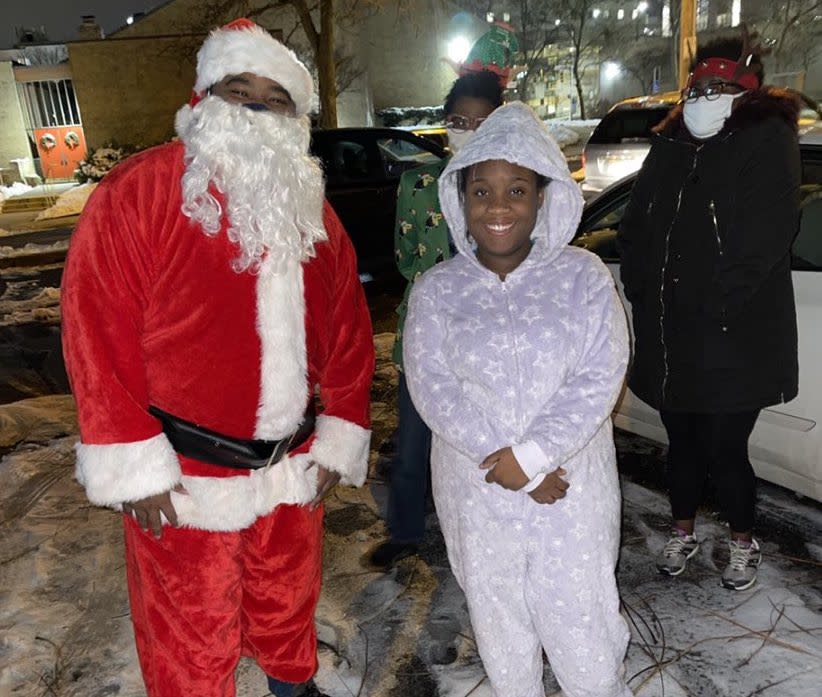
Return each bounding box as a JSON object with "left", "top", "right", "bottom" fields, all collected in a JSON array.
[
  {"left": 656, "top": 531, "right": 700, "bottom": 576},
  {"left": 721, "top": 538, "right": 762, "bottom": 591}
]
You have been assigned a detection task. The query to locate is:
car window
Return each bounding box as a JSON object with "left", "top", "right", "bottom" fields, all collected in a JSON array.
[
  {"left": 323, "top": 140, "right": 376, "bottom": 184},
  {"left": 587, "top": 108, "right": 671, "bottom": 145},
  {"left": 377, "top": 137, "right": 440, "bottom": 178},
  {"left": 576, "top": 149, "right": 822, "bottom": 268},
  {"left": 573, "top": 191, "right": 632, "bottom": 261},
  {"left": 793, "top": 154, "right": 822, "bottom": 271},
  {"left": 414, "top": 131, "right": 448, "bottom": 151}
]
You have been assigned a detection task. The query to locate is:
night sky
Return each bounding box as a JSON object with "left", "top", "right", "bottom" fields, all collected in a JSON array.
[{"left": 2, "top": 1, "right": 165, "bottom": 48}]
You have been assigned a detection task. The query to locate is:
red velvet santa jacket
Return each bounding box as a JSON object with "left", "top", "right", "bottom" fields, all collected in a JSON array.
[{"left": 62, "top": 141, "right": 374, "bottom": 531}]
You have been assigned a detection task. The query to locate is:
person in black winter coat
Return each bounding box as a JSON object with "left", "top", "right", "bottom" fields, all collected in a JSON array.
[{"left": 617, "top": 32, "right": 800, "bottom": 591}]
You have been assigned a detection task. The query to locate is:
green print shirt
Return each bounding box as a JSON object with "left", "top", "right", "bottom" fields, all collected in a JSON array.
[{"left": 392, "top": 157, "right": 452, "bottom": 368}]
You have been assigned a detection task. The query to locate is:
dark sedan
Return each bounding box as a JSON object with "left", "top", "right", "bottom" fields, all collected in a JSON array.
[{"left": 310, "top": 127, "right": 446, "bottom": 281}]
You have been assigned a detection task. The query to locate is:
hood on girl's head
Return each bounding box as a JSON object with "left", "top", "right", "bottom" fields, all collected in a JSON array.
[{"left": 438, "top": 101, "right": 583, "bottom": 263}]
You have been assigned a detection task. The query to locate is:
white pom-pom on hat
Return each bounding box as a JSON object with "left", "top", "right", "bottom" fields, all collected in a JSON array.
[{"left": 194, "top": 18, "right": 313, "bottom": 116}]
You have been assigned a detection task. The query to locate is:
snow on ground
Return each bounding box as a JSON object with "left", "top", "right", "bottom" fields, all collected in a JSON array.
[
  {"left": 34, "top": 183, "right": 97, "bottom": 221},
  {"left": 0, "top": 333, "right": 820, "bottom": 697},
  {"left": 0, "top": 240, "right": 70, "bottom": 259},
  {"left": 0, "top": 286, "right": 61, "bottom": 327},
  {"left": 0, "top": 182, "right": 33, "bottom": 205}
]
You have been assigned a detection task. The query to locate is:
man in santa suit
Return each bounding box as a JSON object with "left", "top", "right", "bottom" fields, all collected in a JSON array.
[{"left": 61, "top": 19, "right": 374, "bottom": 697}]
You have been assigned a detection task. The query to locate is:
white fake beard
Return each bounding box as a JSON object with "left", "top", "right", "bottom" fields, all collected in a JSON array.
[{"left": 175, "top": 96, "right": 327, "bottom": 274}]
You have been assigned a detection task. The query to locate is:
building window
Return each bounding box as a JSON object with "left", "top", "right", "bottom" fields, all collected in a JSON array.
[
  {"left": 17, "top": 79, "right": 82, "bottom": 128},
  {"left": 731, "top": 0, "right": 741, "bottom": 26},
  {"left": 697, "top": 0, "right": 710, "bottom": 31}
]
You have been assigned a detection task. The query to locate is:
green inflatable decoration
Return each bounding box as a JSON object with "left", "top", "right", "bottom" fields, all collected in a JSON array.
[{"left": 460, "top": 22, "right": 519, "bottom": 87}]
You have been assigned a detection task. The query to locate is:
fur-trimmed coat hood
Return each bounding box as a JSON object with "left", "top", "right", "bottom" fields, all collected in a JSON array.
[{"left": 655, "top": 86, "right": 800, "bottom": 139}]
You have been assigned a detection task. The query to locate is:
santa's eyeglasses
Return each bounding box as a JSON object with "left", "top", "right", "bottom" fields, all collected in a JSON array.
[
  {"left": 681, "top": 81, "right": 745, "bottom": 103},
  {"left": 445, "top": 115, "right": 488, "bottom": 133}
]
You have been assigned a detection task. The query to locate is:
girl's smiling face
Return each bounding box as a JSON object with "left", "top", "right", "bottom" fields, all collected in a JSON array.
[{"left": 463, "top": 159, "right": 545, "bottom": 279}]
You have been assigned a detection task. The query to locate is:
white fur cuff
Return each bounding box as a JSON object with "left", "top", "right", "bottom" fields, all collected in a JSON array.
[
  {"left": 75, "top": 433, "right": 182, "bottom": 507},
  {"left": 308, "top": 415, "right": 371, "bottom": 486}
]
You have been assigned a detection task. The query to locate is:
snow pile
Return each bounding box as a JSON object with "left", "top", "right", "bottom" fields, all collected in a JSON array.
[
  {"left": 0, "top": 395, "right": 77, "bottom": 448},
  {"left": 377, "top": 106, "right": 443, "bottom": 127},
  {"left": 544, "top": 121, "right": 580, "bottom": 148},
  {"left": 0, "top": 287, "right": 61, "bottom": 327},
  {"left": 35, "top": 183, "right": 97, "bottom": 220},
  {"left": 0, "top": 182, "right": 33, "bottom": 207},
  {"left": 551, "top": 118, "right": 602, "bottom": 128},
  {"left": 0, "top": 239, "right": 70, "bottom": 259}
]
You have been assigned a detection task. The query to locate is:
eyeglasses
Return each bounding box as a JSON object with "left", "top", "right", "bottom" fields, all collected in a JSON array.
[
  {"left": 445, "top": 115, "right": 488, "bottom": 133},
  {"left": 681, "top": 81, "right": 745, "bottom": 103}
]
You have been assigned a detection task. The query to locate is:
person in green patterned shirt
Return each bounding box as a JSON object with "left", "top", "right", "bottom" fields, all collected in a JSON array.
[{"left": 367, "top": 71, "right": 504, "bottom": 570}]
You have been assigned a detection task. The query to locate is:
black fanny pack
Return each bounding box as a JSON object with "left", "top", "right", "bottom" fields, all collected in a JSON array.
[{"left": 148, "top": 402, "right": 316, "bottom": 470}]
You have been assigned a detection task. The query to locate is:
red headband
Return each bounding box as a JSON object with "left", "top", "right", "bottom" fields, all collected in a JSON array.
[{"left": 689, "top": 57, "right": 760, "bottom": 91}]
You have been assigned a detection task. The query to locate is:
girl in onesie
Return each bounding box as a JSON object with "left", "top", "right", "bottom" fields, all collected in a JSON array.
[{"left": 403, "top": 101, "right": 634, "bottom": 697}]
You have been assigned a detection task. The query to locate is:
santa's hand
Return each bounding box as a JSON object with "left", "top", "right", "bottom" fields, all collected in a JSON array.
[
  {"left": 528, "top": 467, "right": 569, "bottom": 504},
  {"left": 480, "top": 447, "right": 529, "bottom": 491},
  {"left": 122, "top": 484, "right": 186, "bottom": 539},
  {"left": 309, "top": 465, "right": 341, "bottom": 510}
]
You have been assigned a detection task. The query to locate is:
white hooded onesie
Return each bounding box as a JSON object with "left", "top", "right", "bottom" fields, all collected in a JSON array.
[{"left": 403, "top": 102, "right": 634, "bottom": 697}]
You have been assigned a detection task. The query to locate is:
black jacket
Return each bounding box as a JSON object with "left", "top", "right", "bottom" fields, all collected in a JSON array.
[{"left": 617, "top": 88, "right": 800, "bottom": 412}]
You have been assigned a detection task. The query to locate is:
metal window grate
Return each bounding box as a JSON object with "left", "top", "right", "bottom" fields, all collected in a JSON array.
[{"left": 16, "top": 79, "right": 82, "bottom": 129}]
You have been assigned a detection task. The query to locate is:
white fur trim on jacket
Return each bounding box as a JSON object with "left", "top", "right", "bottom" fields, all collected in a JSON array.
[
  {"left": 194, "top": 23, "right": 313, "bottom": 116},
  {"left": 308, "top": 414, "right": 371, "bottom": 486},
  {"left": 171, "top": 452, "right": 318, "bottom": 531},
  {"left": 159, "top": 419, "right": 369, "bottom": 530},
  {"left": 75, "top": 433, "right": 181, "bottom": 507},
  {"left": 254, "top": 258, "right": 308, "bottom": 439}
]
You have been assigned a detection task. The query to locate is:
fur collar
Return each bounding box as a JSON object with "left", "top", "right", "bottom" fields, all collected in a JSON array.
[{"left": 654, "top": 87, "right": 800, "bottom": 139}]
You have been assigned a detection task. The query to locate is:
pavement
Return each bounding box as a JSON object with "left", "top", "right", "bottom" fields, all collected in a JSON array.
[{"left": 0, "top": 331, "right": 820, "bottom": 697}]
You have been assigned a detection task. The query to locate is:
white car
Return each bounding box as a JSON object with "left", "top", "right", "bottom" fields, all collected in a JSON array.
[
  {"left": 574, "top": 128, "right": 822, "bottom": 502},
  {"left": 580, "top": 92, "right": 680, "bottom": 194},
  {"left": 581, "top": 90, "right": 822, "bottom": 195}
]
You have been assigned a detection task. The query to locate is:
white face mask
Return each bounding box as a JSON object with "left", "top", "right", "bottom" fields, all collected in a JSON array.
[
  {"left": 682, "top": 92, "right": 745, "bottom": 140},
  {"left": 446, "top": 127, "right": 477, "bottom": 154}
]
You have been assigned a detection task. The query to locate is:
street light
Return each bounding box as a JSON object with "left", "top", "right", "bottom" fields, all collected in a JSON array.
[
  {"left": 603, "top": 62, "right": 622, "bottom": 81},
  {"left": 447, "top": 36, "right": 471, "bottom": 64}
]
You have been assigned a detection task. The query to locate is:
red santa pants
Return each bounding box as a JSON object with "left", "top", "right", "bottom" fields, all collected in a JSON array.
[{"left": 123, "top": 503, "right": 323, "bottom": 697}]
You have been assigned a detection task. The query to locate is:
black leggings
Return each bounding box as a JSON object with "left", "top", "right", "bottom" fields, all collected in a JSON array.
[{"left": 660, "top": 410, "right": 760, "bottom": 533}]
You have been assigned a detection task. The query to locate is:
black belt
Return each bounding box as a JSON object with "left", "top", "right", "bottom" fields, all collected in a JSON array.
[{"left": 148, "top": 402, "right": 316, "bottom": 470}]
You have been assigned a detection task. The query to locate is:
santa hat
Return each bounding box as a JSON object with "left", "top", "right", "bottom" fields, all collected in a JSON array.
[{"left": 194, "top": 18, "right": 313, "bottom": 115}]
